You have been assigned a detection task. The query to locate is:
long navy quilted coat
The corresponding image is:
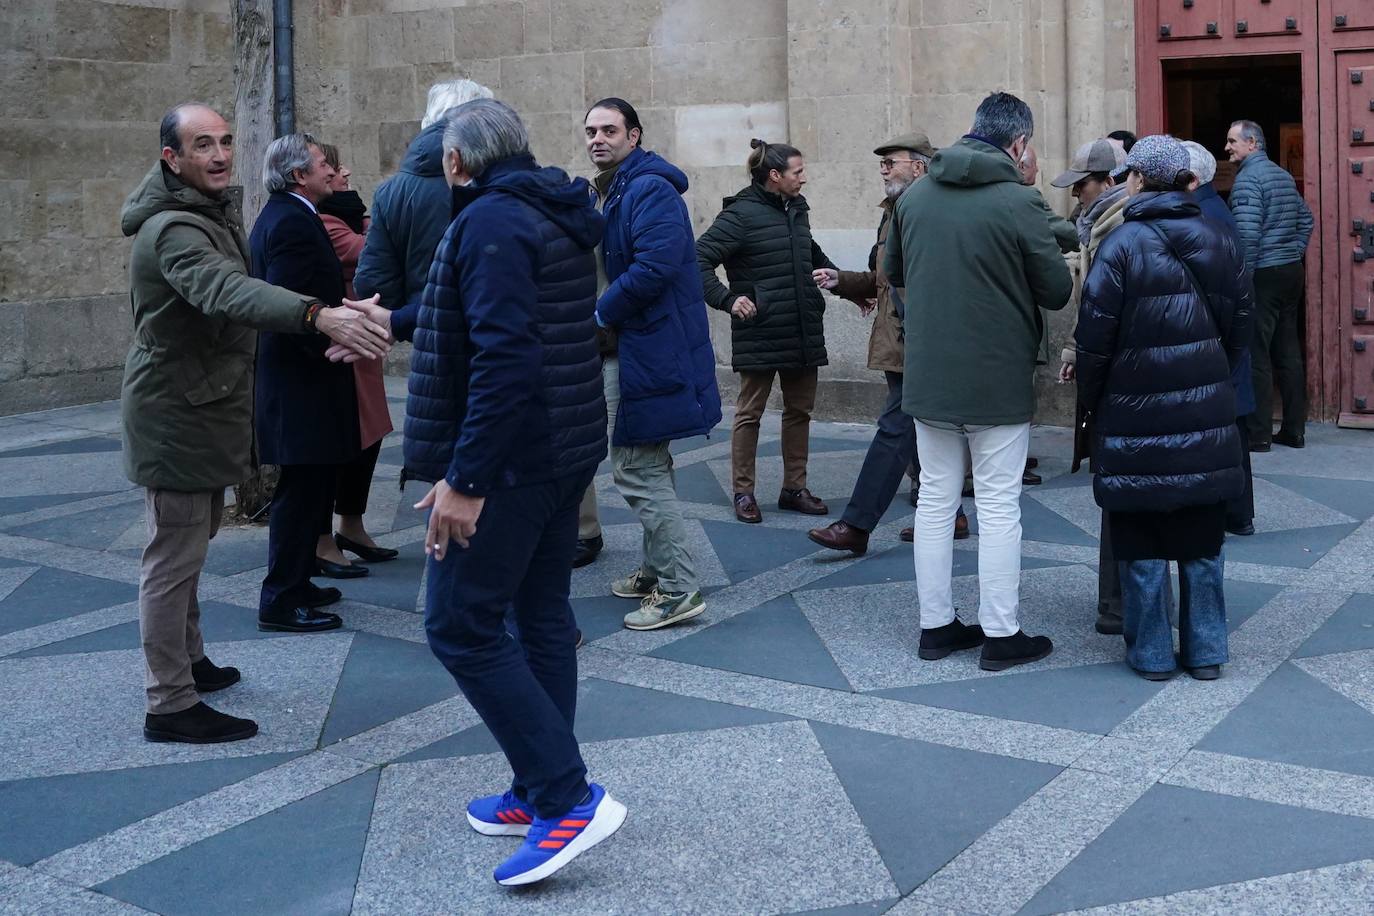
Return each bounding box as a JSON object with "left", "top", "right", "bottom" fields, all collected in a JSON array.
[
  {"left": 403, "top": 153, "right": 607, "bottom": 494},
  {"left": 1075, "top": 191, "right": 1253, "bottom": 513}
]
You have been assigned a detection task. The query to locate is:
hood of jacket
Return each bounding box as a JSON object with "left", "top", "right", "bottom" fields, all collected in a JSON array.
[
  {"left": 120, "top": 162, "right": 231, "bottom": 237},
  {"left": 1123, "top": 189, "right": 1202, "bottom": 225},
  {"left": 928, "top": 136, "right": 1022, "bottom": 188},
  {"left": 453, "top": 153, "right": 603, "bottom": 249},
  {"left": 720, "top": 181, "right": 809, "bottom": 214},
  {"left": 1077, "top": 182, "right": 1129, "bottom": 246},
  {"left": 399, "top": 121, "right": 446, "bottom": 178},
  {"left": 614, "top": 146, "right": 689, "bottom": 196}
]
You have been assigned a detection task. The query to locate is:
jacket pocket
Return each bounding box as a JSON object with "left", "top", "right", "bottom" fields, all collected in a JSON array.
[
  {"left": 152, "top": 489, "right": 208, "bottom": 528},
  {"left": 620, "top": 313, "right": 687, "bottom": 399},
  {"left": 183, "top": 359, "right": 248, "bottom": 407}
]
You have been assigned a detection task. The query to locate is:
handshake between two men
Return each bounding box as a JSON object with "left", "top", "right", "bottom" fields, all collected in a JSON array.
[{"left": 318, "top": 294, "right": 395, "bottom": 363}]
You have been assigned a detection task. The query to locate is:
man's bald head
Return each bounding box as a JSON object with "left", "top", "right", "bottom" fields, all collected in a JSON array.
[{"left": 159, "top": 102, "right": 234, "bottom": 197}]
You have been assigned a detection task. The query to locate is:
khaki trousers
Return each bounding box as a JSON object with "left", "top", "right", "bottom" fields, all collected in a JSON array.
[
  {"left": 577, "top": 482, "right": 601, "bottom": 540},
  {"left": 732, "top": 368, "right": 818, "bottom": 494},
  {"left": 139, "top": 487, "right": 224, "bottom": 714}
]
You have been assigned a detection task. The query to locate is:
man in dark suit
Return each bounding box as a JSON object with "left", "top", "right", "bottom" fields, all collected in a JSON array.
[{"left": 250, "top": 133, "right": 364, "bottom": 632}]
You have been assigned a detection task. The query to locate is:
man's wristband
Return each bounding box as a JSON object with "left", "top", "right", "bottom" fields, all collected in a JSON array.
[{"left": 304, "top": 302, "right": 324, "bottom": 332}]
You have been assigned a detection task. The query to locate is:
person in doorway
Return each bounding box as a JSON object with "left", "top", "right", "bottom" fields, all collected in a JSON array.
[
  {"left": 316, "top": 143, "right": 398, "bottom": 575},
  {"left": 886, "top": 92, "right": 1073, "bottom": 670},
  {"left": 407, "top": 100, "right": 625, "bottom": 886},
  {"left": 582, "top": 97, "right": 722, "bottom": 630},
  {"left": 697, "top": 140, "right": 854, "bottom": 524},
  {"left": 1226, "top": 119, "right": 1314, "bottom": 451},
  {"left": 808, "top": 132, "right": 970, "bottom": 554},
  {"left": 1077, "top": 134, "right": 1251, "bottom": 681}
]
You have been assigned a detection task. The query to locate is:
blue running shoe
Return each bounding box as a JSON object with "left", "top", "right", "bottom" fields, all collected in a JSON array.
[
  {"left": 492, "top": 783, "right": 627, "bottom": 886},
  {"left": 466, "top": 789, "right": 536, "bottom": 837}
]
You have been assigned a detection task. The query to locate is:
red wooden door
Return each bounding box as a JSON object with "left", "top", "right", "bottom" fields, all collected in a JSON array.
[{"left": 1233, "top": 0, "right": 1306, "bottom": 37}]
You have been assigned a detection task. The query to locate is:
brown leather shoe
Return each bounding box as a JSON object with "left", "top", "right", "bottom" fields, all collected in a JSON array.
[
  {"left": 901, "top": 515, "right": 970, "bottom": 542},
  {"left": 778, "top": 488, "right": 828, "bottom": 515},
  {"left": 734, "top": 492, "right": 762, "bottom": 524},
  {"left": 808, "top": 521, "right": 869, "bottom": 555}
]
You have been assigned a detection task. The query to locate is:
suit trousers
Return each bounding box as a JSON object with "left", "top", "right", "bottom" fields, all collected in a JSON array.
[
  {"left": 425, "top": 469, "right": 594, "bottom": 819},
  {"left": 139, "top": 487, "right": 224, "bottom": 714},
  {"left": 1246, "top": 261, "right": 1307, "bottom": 443},
  {"left": 577, "top": 483, "right": 601, "bottom": 540},
  {"left": 732, "top": 367, "right": 818, "bottom": 494},
  {"left": 333, "top": 439, "right": 382, "bottom": 518},
  {"left": 260, "top": 464, "right": 336, "bottom": 614}
]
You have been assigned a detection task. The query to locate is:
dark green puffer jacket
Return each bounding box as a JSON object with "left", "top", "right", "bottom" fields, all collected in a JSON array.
[{"left": 695, "top": 183, "right": 835, "bottom": 371}]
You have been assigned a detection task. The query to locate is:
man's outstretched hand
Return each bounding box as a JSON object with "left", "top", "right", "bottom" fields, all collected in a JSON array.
[{"left": 318, "top": 294, "right": 393, "bottom": 362}]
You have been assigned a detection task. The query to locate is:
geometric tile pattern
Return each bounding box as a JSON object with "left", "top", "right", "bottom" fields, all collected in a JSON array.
[{"left": 2, "top": 389, "right": 1374, "bottom": 914}]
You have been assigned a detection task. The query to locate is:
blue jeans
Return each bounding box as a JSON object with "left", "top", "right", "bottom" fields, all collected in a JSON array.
[
  {"left": 425, "top": 469, "right": 593, "bottom": 819},
  {"left": 1119, "top": 555, "right": 1229, "bottom": 673}
]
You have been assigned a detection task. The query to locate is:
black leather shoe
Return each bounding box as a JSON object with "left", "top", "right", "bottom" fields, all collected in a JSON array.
[
  {"left": 1135, "top": 667, "right": 1177, "bottom": 682},
  {"left": 980, "top": 631, "right": 1053, "bottom": 671},
  {"left": 316, "top": 557, "right": 369, "bottom": 579},
  {"left": 1248, "top": 439, "right": 1271, "bottom": 453},
  {"left": 144, "top": 702, "right": 257, "bottom": 744},
  {"left": 1226, "top": 521, "right": 1255, "bottom": 537},
  {"left": 305, "top": 584, "right": 342, "bottom": 608},
  {"left": 258, "top": 606, "right": 343, "bottom": 633},
  {"left": 573, "top": 535, "right": 603, "bottom": 569},
  {"left": 1095, "top": 611, "right": 1123, "bottom": 635},
  {"left": 335, "top": 532, "right": 399, "bottom": 562},
  {"left": 1188, "top": 665, "right": 1222, "bottom": 680},
  {"left": 918, "top": 618, "right": 985, "bottom": 660},
  {"left": 1273, "top": 431, "right": 1305, "bottom": 449},
  {"left": 191, "top": 656, "right": 240, "bottom": 692}
]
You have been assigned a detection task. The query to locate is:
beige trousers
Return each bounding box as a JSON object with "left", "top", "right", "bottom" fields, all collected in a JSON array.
[{"left": 732, "top": 368, "right": 819, "bottom": 494}]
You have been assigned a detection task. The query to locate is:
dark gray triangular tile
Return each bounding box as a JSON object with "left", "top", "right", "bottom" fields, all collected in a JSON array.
[
  {"left": 812, "top": 722, "right": 1060, "bottom": 895},
  {"left": 1222, "top": 523, "right": 1360, "bottom": 569},
  {"left": 668, "top": 434, "right": 712, "bottom": 455},
  {"left": 651, "top": 594, "right": 852, "bottom": 690},
  {"left": 872, "top": 662, "right": 1167, "bottom": 735},
  {"left": 14, "top": 601, "right": 280, "bottom": 658},
  {"left": 1223, "top": 579, "right": 1284, "bottom": 632},
  {"left": 0, "top": 752, "right": 299, "bottom": 864},
  {"left": 397, "top": 677, "right": 791, "bottom": 763},
  {"left": 1257, "top": 474, "right": 1374, "bottom": 521},
  {"left": 96, "top": 769, "right": 380, "bottom": 916},
  {"left": 1295, "top": 593, "right": 1374, "bottom": 658},
  {"left": 9, "top": 499, "right": 147, "bottom": 551},
  {"left": 321, "top": 633, "right": 458, "bottom": 745},
  {"left": 673, "top": 461, "right": 729, "bottom": 505},
  {"left": 798, "top": 542, "right": 1074, "bottom": 593},
  {"left": 326, "top": 548, "right": 425, "bottom": 612},
  {"left": 1012, "top": 494, "right": 1098, "bottom": 547},
  {"left": 1021, "top": 784, "right": 1374, "bottom": 914},
  {"left": 0, "top": 490, "right": 125, "bottom": 516},
  {"left": 0, "top": 436, "right": 123, "bottom": 458},
  {"left": 1197, "top": 662, "right": 1374, "bottom": 777},
  {"left": 0, "top": 567, "right": 138, "bottom": 636},
  {"left": 699, "top": 519, "right": 819, "bottom": 583}
]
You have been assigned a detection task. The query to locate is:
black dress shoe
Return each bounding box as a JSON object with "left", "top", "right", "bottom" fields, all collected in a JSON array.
[
  {"left": 305, "top": 584, "right": 342, "bottom": 608},
  {"left": 258, "top": 606, "right": 343, "bottom": 633},
  {"left": 980, "top": 631, "right": 1053, "bottom": 671},
  {"left": 573, "top": 535, "right": 603, "bottom": 569},
  {"left": 316, "top": 557, "right": 369, "bottom": 579},
  {"left": 1273, "top": 431, "right": 1305, "bottom": 449},
  {"left": 1248, "top": 439, "right": 1271, "bottom": 453},
  {"left": 1226, "top": 521, "right": 1255, "bottom": 537},
  {"left": 1134, "top": 667, "right": 1177, "bottom": 682},
  {"left": 144, "top": 702, "right": 257, "bottom": 744},
  {"left": 335, "top": 532, "right": 399, "bottom": 562},
  {"left": 1188, "top": 664, "right": 1222, "bottom": 680},
  {"left": 1095, "top": 611, "right": 1123, "bottom": 635},
  {"left": 191, "top": 656, "right": 240, "bottom": 692},
  {"left": 918, "top": 618, "right": 985, "bottom": 660}
]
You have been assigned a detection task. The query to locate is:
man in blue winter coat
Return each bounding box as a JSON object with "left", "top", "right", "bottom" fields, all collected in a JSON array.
[
  {"left": 582, "top": 98, "right": 723, "bottom": 631},
  {"left": 404, "top": 99, "right": 626, "bottom": 887}
]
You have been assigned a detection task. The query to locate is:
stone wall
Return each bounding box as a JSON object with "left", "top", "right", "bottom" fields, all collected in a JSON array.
[
  {"left": 0, "top": 0, "right": 234, "bottom": 413},
  {"left": 0, "top": 0, "right": 1134, "bottom": 422}
]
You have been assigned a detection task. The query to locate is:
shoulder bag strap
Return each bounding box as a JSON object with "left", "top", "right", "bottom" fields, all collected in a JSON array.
[{"left": 1144, "top": 220, "right": 1221, "bottom": 335}]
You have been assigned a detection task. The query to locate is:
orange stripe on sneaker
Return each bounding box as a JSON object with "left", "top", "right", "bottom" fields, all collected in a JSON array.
[
  {"left": 549, "top": 829, "right": 577, "bottom": 838},
  {"left": 538, "top": 840, "right": 566, "bottom": 849},
  {"left": 559, "top": 819, "right": 589, "bottom": 828},
  {"left": 514, "top": 810, "right": 531, "bottom": 823},
  {"left": 496, "top": 811, "right": 513, "bottom": 823}
]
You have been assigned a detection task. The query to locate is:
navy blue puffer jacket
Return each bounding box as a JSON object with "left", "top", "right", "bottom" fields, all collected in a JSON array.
[
  {"left": 598, "top": 147, "right": 722, "bottom": 446},
  {"left": 403, "top": 154, "right": 607, "bottom": 494},
  {"left": 1075, "top": 192, "right": 1253, "bottom": 513}
]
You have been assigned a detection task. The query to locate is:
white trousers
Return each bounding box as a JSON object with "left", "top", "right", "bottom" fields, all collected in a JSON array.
[{"left": 913, "top": 420, "right": 1030, "bottom": 637}]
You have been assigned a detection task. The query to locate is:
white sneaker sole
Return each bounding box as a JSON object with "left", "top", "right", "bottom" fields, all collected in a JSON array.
[
  {"left": 623, "top": 602, "right": 706, "bottom": 631},
  {"left": 496, "top": 794, "right": 628, "bottom": 886},
  {"left": 466, "top": 812, "right": 530, "bottom": 837}
]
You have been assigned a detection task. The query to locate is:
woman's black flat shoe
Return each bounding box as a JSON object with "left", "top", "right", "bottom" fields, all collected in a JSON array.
[
  {"left": 316, "top": 557, "right": 370, "bottom": 579},
  {"left": 335, "top": 533, "right": 399, "bottom": 563}
]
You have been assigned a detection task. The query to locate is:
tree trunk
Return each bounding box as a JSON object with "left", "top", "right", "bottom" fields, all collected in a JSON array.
[{"left": 231, "top": 0, "right": 276, "bottom": 523}]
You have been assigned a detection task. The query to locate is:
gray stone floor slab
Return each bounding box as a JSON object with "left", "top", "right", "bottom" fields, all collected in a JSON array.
[
  {"left": 1294, "top": 592, "right": 1374, "bottom": 658},
  {"left": 0, "top": 566, "right": 138, "bottom": 636},
  {"left": 355, "top": 722, "right": 896, "bottom": 914},
  {"left": 320, "top": 632, "right": 459, "bottom": 746},
  {"left": 1222, "top": 522, "right": 1361, "bottom": 569},
  {"left": 12, "top": 601, "right": 272, "bottom": 658}
]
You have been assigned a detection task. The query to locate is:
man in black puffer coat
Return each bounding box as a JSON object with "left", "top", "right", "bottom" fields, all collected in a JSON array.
[
  {"left": 1077, "top": 134, "right": 1253, "bottom": 683},
  {"left": 403, "top": 100, "right": 626, "bottom": 886}
]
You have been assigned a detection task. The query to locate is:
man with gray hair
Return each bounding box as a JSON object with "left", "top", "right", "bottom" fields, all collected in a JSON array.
[
  {"left": 404, "top": 99, "right": 626, "bottom": 886},
  {"left": 354, "top": 78, "right": 494, "bottom": 341},
  {"left": 122, "top": 104, "right": 391, "bottom": 744},
  {"left": 1226, "top": 119, "right": 1314, "bottom": 451},
  {"left": 885, "top": 91, "right": 1073, "bottom": 670}
]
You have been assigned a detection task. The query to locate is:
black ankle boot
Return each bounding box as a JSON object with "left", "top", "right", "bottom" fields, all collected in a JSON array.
[
  {"left": 918, "top": 618, "right": 985, "bottom": 660},
  {"left": 144, "top": 702, "right": 258, "bottom": 744},
  {"left": 980, "top": 631, "right": 1054, "bottom": 671},
  {"left": 191, "top": 656, "right": 240, "bottom": 692}
]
